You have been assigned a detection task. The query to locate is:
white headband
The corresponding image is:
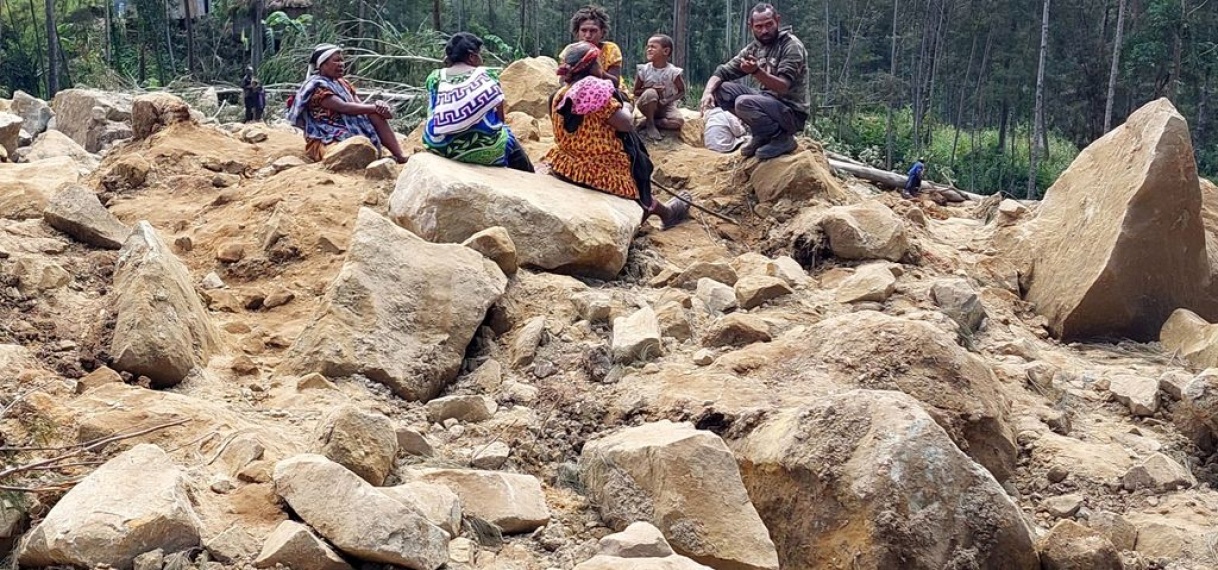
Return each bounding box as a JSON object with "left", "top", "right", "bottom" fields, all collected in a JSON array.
[{"left": 309, "top": 46, "right": 342, "bottom": 75}]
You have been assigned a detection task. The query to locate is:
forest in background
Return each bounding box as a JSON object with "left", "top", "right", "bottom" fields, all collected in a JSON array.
[{"left": 0, "top": 0, "right": 1215, "bottom": 197}]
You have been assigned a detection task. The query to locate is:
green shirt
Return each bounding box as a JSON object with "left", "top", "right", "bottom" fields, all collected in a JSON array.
[{"left": 713, "top": 29, "right": 809, "bottom": 115}]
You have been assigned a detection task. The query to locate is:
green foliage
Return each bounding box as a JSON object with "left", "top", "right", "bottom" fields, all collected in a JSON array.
[{"left": 812, "top": 107, "right": 1080, "bottom": 197}]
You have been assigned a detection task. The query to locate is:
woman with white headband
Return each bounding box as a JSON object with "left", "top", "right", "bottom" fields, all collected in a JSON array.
[{"left": 286, "top": 43, "right": 408, "bottom": 164}]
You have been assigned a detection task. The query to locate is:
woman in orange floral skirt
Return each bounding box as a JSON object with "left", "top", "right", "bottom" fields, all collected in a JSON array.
[{"left": 543, "top": 42, "right": 691, "bottom": 229}]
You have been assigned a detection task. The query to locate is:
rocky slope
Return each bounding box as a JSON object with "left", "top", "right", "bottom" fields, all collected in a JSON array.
[{"left": 1, "top": 74, "right": 1217, "bottom": 570}]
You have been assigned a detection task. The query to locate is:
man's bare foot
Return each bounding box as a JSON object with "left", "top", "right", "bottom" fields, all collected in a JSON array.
[{"left": 645, "top": 125, "right": 662, "bottom": 140}]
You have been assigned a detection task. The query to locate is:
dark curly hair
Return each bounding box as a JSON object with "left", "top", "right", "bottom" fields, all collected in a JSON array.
[
  {"left": 444, "top": 32, "right": 483, "bottom": 66},
  {"left": 569, "top": 5, "right": 610, "bottom": 36}
]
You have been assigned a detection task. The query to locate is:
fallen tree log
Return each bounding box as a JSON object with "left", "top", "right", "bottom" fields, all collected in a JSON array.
[{"left": 826, "top": 155, "right": 986, "bottom": 203}]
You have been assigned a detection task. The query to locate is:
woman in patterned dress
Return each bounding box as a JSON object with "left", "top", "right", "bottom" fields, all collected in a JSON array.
[
  {"left": 560, "top": 5, "right": 628, "bottom": 96},
  {"left": 286, "top": 44, "right": 408, "bottom": 163},
  {"left": 543, "top": 42, "right": 691, "bottom": 229},
  {"left": 423, "top": 32, "right": 533, "bottom": 171}
]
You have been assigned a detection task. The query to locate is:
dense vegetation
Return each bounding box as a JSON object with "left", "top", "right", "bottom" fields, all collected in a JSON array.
[{"left": 1, "top": 0, "right": 1215, "bottom": 196}]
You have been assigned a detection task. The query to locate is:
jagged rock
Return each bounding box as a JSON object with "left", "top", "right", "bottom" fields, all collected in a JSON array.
[
  {"left": 732, "top": 390, "right": 1037, "bottom": 570},
  {"left": 1043, "top": 493, "right": 1084, "bottom": 519},
  {"left": 462, "top": 226, "right": 518, "bottom": 276},
  {"left": 702, "top": 313, "right": 771, "bottom": 348},
  {"left": 1176, "top": 369, "right": 1218, "bottom": 447},
  {"left": 748, "top": 311, "right": 1017, "bottom": 482},
  {"left": 1122, "top": 453, "right": 1195, "bottom": 492},
  {"left": 1107, "top": 374, "right": 1159, "bottom": 417},
  {"left": 365, "top": 157, "right": 399, "bottom": 180},
  {"left": 273, "top": 454, "right": 449, "bottom": 570},
  {"left": 426, "top": 395, "right": 498, "bottom": 423},
  {"left": 1023, "top": 98, "right": 1211, "bottom": 341},
  {"left": 390, "top": 153, "right": 640, "bottom": 280},
  {"left": 379, "top": 481, "right": 463, "bottom": 536},
  {"left": 51, "top": 89, "right": 133, "bottom": 152},
  {"left": 500, "top": 57, "right": 561, "bottom": 119},
  {"left": 0, "top": 497, "right": 27, "bottom": 559},
  {"left": 110, "top": 222, "right": 221, "bottom": 388},
  {"left": 1037, "top": 520, "right": 1122, "bottom": 570},
  {"left": 43, "top": 185, "right": 130, "bottom": 249},
  {"left": 1088, "top": 511, "right": 1137, "bottom": 551},
  {"left": 1159, "top": 370, "right": 1191, "bottom": 401},
  {"left": 771, "top": 256, "right": 808, "bottom": 287},
  {"left": 996, "top": 199, "right": 1029, "bottom": 226},
  {"left": 272, "top": 155, "right": 306, "bottom": 173},
  {"left": 580, "top": 421, "right": 779, "bottom": 570},
  {"left": 12, "top": 255, "right": 70, "bottom": 293},
  {"left": 322, "top": 136, "right": 378, "bottom": 171},
  {"left": 254, "top": 521, "right": 352, "bottom": 570},
  {"left": 397, "top": 427, "right": 435, "bottom": 457},
  {"left": 0, "top": 112, "right": 22, "bottom": 155},
  {"left": 314, "top": 405, "right": 399, "bottom": 486},
  {"left": 696, "top": 277, "right": 738, "bottom": 315},
  {"left": 675, "top": 261, "right": 738, "bottom": 288},
  {"left": 748, "top": 149, "right": 847, "bottom": 204},
  {"left": 103, "top": 155, "right": 151, "bottom": 191},
  {"left": 411, "top": 468, "right": 551, "bottom": 534},
  {"left": 612, "top": 306, "right": 662, "bottom": 364},
  {"left": 469, "top": 441, "right": 510, "bottom": 469},
  {"left": 1160, "top": 308, "right": 1218, "bottom": 369},
  {"left": 511, "top": 316, "right": 547, "bottom": 368},
  {"left": 241, "top": 125, "right": 269, "bottom": 143},
  {"left": 598, "top": 522, "right": 673, "bottom": 559},
  {"left": 572, "top": 291, "right": 612, "bottom": 322},
  {"left": 820, "top": 201, "right": 910, "bottom": 261},
  {"left": 278, "top": 209, "right": 506, "bottom": 401},
  {"left": 75, "top": 366, "right": 122, "bottom": 394},
  {"left": 132, "top": 93, "right": 195, "bottom": 140},
  {"left": 0, "top": 157, "right": 82, "bottom": 219},
  {"left": 734, "top": 275, "right": 793, "bottom": 309},
  {"left": 15, "top": 130, "right": 98, "bottom": 170},
  {"left": 835, "top": 263, "right": 897, "bottom": 303},
  {"left": 212, "top": 173, "right": 240, "bottom": 188},
  {"left": 18, "top": 444, "right": 202, "bottom": 569},
  {"left": 505, "top": 111, "right": 540, "bottom": 141},
  {"left": 12, "top": 91, "right": 52, "bottom": 135},
  {"left": 931, "top": 278, "right": 987, "bottom": 333},
  {"left": 655, "top": 302, "right": 693, "bottom": 342},
  {"left": 204, "top": 527, "right": 259, "bottom": 564}
]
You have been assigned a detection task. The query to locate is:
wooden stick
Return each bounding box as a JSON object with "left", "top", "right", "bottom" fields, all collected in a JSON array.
[{"left": 0, "top": 418, "right": 190, "bottom": 482}]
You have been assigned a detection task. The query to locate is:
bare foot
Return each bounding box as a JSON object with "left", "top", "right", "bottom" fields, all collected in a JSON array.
[{"left": 645, "top": 125, "right": 662, "bottom": 141}]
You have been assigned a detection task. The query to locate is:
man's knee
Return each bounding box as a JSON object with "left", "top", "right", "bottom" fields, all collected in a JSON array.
[{"left": 733, "top": 95, "right": 773, "bottom": 123}]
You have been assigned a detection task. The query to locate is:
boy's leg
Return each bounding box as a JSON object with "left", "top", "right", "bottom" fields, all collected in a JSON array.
[
  {"left": 655, "top": 102, "right": 685, "bottom": 131},
  {"left": 636, "top": 89, "right": 663, "bottom": 139}
]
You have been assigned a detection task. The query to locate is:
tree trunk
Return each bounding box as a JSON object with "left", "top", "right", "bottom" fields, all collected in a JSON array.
[
  {"left": 103, "top": 0, "right": 112, "bottom": 65},
  {"left": 184, "top": 0, "right": 196, "bottom": 75},
  {"left": 26, "top": 0, "right": 44, "bottom": 97},
  {"left": 432, "top": 0, "right": 441, "bottom": 31},
  {"left": 1028, "top": 0, "right": 1050, "bottom": 199},
  {"left": 672, "top": 0, "right": 689, "bottom": 66},
  {"left": 162, "top": 0, "right": 176, "bottom": 74},
  {"left": 43, "top": 0, "right": 58, "bottom": 96},
  {"left": 885, "top": 0, "right": 898, "bottom": 170},
  {"left": 487, "top": 0, "right": 495, "bottom": 31},
  {"left": 251, "top": 0, "right": 263, "bottom": 69},
  {"left": 1104, "top": 0, "right": 1126, "bottom": 132},
  {"left": 823, "top": 0, "right": 830, "bottom": 102},
  {"left": 826, "top": 154, "right": 977, "bottom": 202}
]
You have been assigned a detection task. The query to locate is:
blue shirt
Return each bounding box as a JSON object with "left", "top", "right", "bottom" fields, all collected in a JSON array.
[{"left": 907, "top": 162, "right": 925, "bottom": 178}]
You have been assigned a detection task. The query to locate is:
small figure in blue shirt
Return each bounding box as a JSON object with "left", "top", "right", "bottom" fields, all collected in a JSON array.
[{"left": 903, "top": 159, "right": 925, "bottom": 199}]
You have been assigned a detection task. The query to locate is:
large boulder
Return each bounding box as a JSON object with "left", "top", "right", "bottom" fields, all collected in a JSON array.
[
  {"left": 18, "top": 444, "right": 202, "bottom": 569},
  {"left": 14, "top": 130, "right": 99, "bottom": 170},
  {"left": 500, "top": 57, "right": 561, "bottom": 119},
  {"left": 110, "top": 222, "right": 221, "bottom": 387},
  {"left": 731, "top": 390, "right": 1038, "bottom": 570},
  {"left": 819, "top": 201, "right": 910, "bottom": 261},
  {"left": 273, "top": 454, "right": 449, "bottom": 570},
  {"left": 313, "top": 405, "right": 399, "bottom": 485},
  {"left": 1023, "top": 98, "right": 1211, "bottom": 341},
  {"left": 51, "top": 89, "right": 133, "bottom": 152},
  {"left": 0, "top": 112, "right": 21, "bottom": 156},
  {"left": 389, "top": 153, "right": 641, "bottom": 280},
  {"left": 0, "top": 157, "right": 82, "bottom": 219},
  {"left": 1036, "top": 520, "right": 1121, "bottom": 570},
  {"left": 278, "top": 208, "right": 506, "bottom": 401},
  {"left": 1160, "top": 308, "right": 1218, "bottom": 369},
  {"left": 132, "top": 93, "right": 195, "bottom": 140},
  {"left": 43, "top": 185, "right": 131, "bottom": 249},
  {"left": 410, "top": 468, "right": 551, "bottom": 534},
  {"left": 745, "top": 311, "right": 1016, "bottom": 482},
  {"left": 748, "top": 149, "right": 848, "bottom": 204},
  {"left": 580, "top": 421, "right": 780, "bottom": 570},
  {"left": 11, "top": 90, "right": 53, "bottom": 135}
]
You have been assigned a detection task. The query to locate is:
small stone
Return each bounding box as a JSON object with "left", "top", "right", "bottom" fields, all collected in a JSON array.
[
  {"left": 271, "top": 156, "right": 305, "bottom": 173},
  {"left": 693, "top": 349, "right": 716, "bottom": 366},
  {"left": 1043, "top": 493, "right": 1084, "bottom": 519},
  {"left": 365, "top": 157, "right": 400, "bottom": 180},
  {"left": 427, "top": 395, "right": 499, "bottom": 423},
  {"left": 534, "top": 359, "right": 557, "bottom": 379},
  {"left": 675, "top": 262, "right": 738, "bottom": 288},
  {"left": 201, "top": 272, "right": 226, "bottom": 290},
  {"left": 322, "top": 136, "right": 378, "bottom": 171},
  {"left": 597, "top": 521, "right": 673, "bottom": 559},
  {"left": 572, "top": 291, "right": 613, "bottom": 322},
  {"left": 448, "top": 537, "right": 477, "bottom": 564},
  {"left": 210, "top": 478, "right": 235, "bottom": 494},
  {"left": 502, "top": 381, "right": 539, "bottom": 403},
  {"left": 470, "top": 441, "right": 510, "bottom": 469},
  {"left": 241, "top": 127, "right": 268, "bottom": 143},
  {"left": 263, "top": 289, "right": 295, "bottom": 309},
  {"left": 511, "top": 317, "right": 547, "bottom": 369},
  {"left": 461, "top": 226, "right": 518, "bottom": 276},
  {"left": 173, "top": 236, "right": 193, "bottom": 252},
  {"left": 1047, "top": 465, "right": 1070, "bottom": 484},
  {"left": 1108, "top": 374, "right": 1158, "bottom": 417},
  {"left": 296, "top": 373, "right": 338, "bottom": 391},
  {"left": 1122, "top": 453, "right": 1195, "bottom": 492},
  {"left": 231, "top": 355, "right": 258, "bottom": 376},
  {"left": 133, "top": 549, "right": 165, "bottom": 570},
  {"left": 702, "top": 313, "right": 771, "bottom": 348},
  {"left": 471, "top": 359, "right": 504, "bottom": 393},
  {"left": 1158, "top": 370, "right": 1191, "bottom": 401},
  {"left": 612, "top": 306, "right": 663, "bottom": 364},
  {"left": 212, "top": 173, "right": 240, "bottom": 188},
  {"left": 396, "top": 427, "right": 435, "bottom": 457},
  {"left": 75, "top": 366, "right": 122, "bottom": 394},
  {"left": 835, "top": 263, "right": 897, "bottom": 303},
  {"left": 734, "top": 275, "right": 793, "bottom": 309},
  {"left": 696, "top": 278, "right": 738, "bottom": 315},
  {"left": 216, "top": 242, "right": 245, "bottom": 263}
]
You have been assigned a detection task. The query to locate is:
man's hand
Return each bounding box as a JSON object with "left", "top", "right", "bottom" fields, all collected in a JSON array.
[
  {"left": 699, "top": 91, "right": 716, "bottom": 112},
  {"left": 740, "top": 56, "right": 759, "bottom": 75}
]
